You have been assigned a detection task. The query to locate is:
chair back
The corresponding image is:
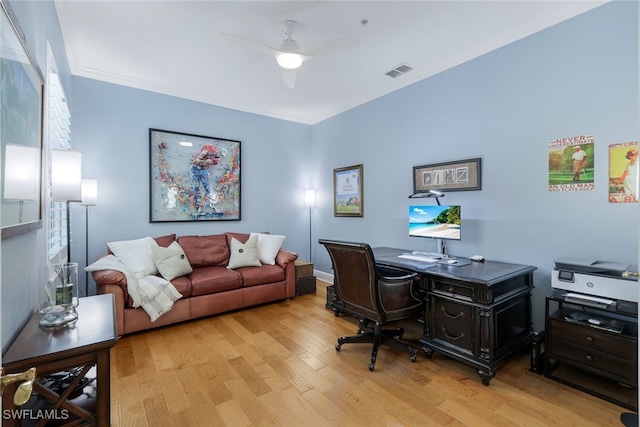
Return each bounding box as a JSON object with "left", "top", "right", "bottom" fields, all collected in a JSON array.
[{"left": 318, "top": 239, "right": 385, "bottom": 323}]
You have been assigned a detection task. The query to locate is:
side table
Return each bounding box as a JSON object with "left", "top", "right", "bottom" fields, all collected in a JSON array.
[
  {"left": 2, "top": 294, "right": 118, "bottom": 426},
  {"left": 295, "top": 259, "right": 316, "bottom": 296}
]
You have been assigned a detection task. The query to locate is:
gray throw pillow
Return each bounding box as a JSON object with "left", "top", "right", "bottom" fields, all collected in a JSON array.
[
  {"left": 227, "top": 235, "right": 261, "bottom": 269},
  {"left": 151, "top": 241, "right": 193, "bottom": 281}
]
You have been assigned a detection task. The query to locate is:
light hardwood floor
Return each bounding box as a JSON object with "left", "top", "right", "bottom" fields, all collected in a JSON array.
[{"left": 109, "top": 281, "right": 632, "bottom": 426}]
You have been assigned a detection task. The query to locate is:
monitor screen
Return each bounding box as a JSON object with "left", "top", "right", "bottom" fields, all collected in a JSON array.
[{"left": 409, "top": 205, "right": 461, "bottom": 240}]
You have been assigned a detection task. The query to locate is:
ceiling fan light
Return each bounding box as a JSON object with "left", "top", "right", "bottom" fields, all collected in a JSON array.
[{"left": 277, "top": 53, "right": 302, "bottom": 69}]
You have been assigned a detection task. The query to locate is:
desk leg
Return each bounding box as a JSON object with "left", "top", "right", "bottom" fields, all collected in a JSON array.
[{"left": 96, "top": 349, "right": 111, "bottom": 427}]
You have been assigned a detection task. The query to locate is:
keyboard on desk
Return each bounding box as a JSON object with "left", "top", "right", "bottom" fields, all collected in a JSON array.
[{"left": 397, "top": 254, "right": 441, "bottom": 263}]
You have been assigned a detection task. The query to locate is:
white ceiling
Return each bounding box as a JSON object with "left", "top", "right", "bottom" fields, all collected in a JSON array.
[{"left": 54, "top": 1, "right": 609, "bottom": 125}]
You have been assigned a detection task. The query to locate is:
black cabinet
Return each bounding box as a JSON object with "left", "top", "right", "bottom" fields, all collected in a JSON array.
[{"left": 544, "top": 291, "right": 638, "bottom": 410}]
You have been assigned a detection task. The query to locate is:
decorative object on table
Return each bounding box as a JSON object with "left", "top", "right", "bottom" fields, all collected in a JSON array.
[
  {"left": 333, "top": 164, "right": 363, "bottom": 217},
  {"left": 412, "top": 158, "right": 482, "bottom": 196},
  {"left": 0, "top": 1, "right": 44, "bottom": 240},
  {"left": 149, "top": 128, "right": 241, "bottom": 222},
  {"left": 39, "top": 262, "right": 79, "bottom": 327}
]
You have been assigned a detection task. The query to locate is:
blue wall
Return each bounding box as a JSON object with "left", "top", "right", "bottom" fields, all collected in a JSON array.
[
  {"left": 311, "top": 1, "right": 639, "bottom": 329},
  {"left": 2, "top": 0, "right": 637, "bottom": 350},
  {"left": 1, "top": 0, "right": 72, "bottom": 349}
]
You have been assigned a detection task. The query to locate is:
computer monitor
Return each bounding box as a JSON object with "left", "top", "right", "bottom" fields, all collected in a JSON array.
[{"left": 409, "top": 205, "right": 461, "bottom": 240}]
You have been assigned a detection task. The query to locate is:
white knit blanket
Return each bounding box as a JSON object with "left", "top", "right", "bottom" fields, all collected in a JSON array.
[{"left": 85, "top": 255, "right": 182, "bottom": 322}]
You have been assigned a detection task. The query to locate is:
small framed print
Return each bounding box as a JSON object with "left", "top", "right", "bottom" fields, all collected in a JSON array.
[
  {"left": 333, "top": 164, "right": 363, "bottom": 217},
  {"left": 413, "top": 158, "right": 481, "bottom": 193}
]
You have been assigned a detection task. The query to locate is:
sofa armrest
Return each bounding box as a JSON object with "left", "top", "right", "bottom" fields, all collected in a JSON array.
[
  {"left": 98, "top": 283, "right": 126, "bottom": 337},
  {"left": 276, "top": 248, "right": 298, "bottom": 269}
]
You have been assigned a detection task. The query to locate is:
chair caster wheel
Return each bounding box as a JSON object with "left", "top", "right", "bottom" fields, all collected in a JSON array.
[
  {"left": 336, "top": 343, "right": 342, "bottom": 351},
  {"left": 368, "top": 363, "right": 375, "bottom": 371},
  {"left": 410, "top": 355, "right": 417, "bottom": 362}
]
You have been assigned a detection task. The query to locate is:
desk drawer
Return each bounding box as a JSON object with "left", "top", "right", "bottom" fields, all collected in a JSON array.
[
  {"left": 432, "top": 280, "right": 473, "bottom": 302},
  {"left": 433, "top": 299, "right": 473, "bottom": 352},
  {"left": 550, "top": 318, "right": 636, "bottom": 359},
  {"left": 549, "top": 337, "right": 637, "bottom": 381}
]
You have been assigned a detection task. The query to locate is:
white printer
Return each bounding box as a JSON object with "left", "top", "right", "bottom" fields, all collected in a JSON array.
[{"left": 552, "top": 257, "right": 638, "bottom": 315}]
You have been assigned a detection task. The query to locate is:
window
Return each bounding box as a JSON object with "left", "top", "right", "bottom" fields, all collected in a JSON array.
[{"left": 46, "top": 44, "right": 72, "bottom": 263}]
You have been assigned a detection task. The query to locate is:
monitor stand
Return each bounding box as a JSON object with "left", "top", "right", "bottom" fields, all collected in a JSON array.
[{"left": 437, "top": 239, "right": 446, "bottom": 256}]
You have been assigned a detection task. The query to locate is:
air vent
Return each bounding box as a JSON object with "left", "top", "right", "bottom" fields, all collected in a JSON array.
[{"left": 385, "top": 63, "right": 413, "bottom": 78}]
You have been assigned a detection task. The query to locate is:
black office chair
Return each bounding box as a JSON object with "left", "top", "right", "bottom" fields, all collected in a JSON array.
[{"left": 319, "top": 239, "right": 422, "bottom": 371}]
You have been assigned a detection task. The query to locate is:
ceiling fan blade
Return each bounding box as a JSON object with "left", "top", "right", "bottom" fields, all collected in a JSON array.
[
  {"left": 217, "top": 32, "right": 280, "bottom": 57},
  {"left": 296, "top": 35, "right": 359, "bottom": 57},
  {"left": 282, "top": 69, "right": 297, "bottom": 90}
]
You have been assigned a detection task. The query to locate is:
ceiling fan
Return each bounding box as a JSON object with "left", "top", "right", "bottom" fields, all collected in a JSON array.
[{"left": 219, "top": 20, "right": 359, "bottom": 89}]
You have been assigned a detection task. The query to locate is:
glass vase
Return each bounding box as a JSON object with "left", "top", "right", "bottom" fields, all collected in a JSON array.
[{"left": 39, "top": 262, "right": 79, "bottom": 328}]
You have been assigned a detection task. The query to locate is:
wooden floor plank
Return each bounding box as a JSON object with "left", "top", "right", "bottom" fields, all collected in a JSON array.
[{"left": 108, "top": 281, "right": 632, "bottom": 426}]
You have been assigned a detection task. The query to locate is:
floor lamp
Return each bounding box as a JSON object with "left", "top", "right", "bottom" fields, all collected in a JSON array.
[
  {"left": 51, "top": 149, "right": 83, "bottom": 263},
  {"left": 80, "top": 179, "right": 98, "bottom": 296},
  {"left": 305, "top": 189, "right": 315, "bottom": 261}
]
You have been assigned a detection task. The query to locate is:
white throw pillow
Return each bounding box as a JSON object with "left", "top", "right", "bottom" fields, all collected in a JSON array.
[
  {"left": 250, "top": 232, "right": 286, "bottom": 265},
  {"left": 107, "top": 236, "right": 159, "bottom": 277},
  {"left": 151, "top": 241, "right": 193, "bottom": 281},
  {"left": 227, "top": 235, "right": 261, "bottom": 269}
]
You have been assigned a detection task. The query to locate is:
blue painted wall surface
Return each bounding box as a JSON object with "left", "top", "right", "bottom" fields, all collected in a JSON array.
[
  {"left": 1, "top": 0, "right": 71, "bottom": 349},
  {"left": 69, "top": 78, "right": 311, "bottom": 296},
  {"left": 311, "top": 1, "right": 638, "bottom": 329},
  {"left": 1, "top": 0, "right": 637, "bottom": 349}
]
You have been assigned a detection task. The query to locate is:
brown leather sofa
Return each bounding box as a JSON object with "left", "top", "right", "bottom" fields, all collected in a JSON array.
[{"left": 91, "top": 232, "right": 298, "bottom": 336}]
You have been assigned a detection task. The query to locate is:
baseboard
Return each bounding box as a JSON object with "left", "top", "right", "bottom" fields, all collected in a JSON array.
[{"left": 315, "top": 270, "right": 333, "bottom": 284}]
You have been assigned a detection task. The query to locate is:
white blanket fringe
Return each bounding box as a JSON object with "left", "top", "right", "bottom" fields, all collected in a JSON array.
[{"left": 85, "top": 255, "right": 182, "bottom": 322}]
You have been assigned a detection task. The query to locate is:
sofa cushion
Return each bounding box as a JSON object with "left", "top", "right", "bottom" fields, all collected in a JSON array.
[
  {"left": 155, "top": 233, "right": 176, "bottom": 247},
  {"left": 169, "top": 276, "right": 192, "bottom": 299},
  {"left": 224, "top": 232, "right": 250, "bottom": 246},
  {"left": 227, "top": 236, "right": 261, "bottom": 269},
  {"left": 152, "top": 241, "right": 193, "bottom": 281},
  {"left": 250, "top": 232, "right": 286, "bottom": 265},
  {"left": 107, "top": 236, "right": 159, "bottom": 277},
  {"left": 178, "top": 234, "right": 229, "bottom": 268},
  {"left": 189, "top": 266, "right": 242, "bottom": 296},
  {"left": 238, "top": 264, "right": 285, "bottom": 287}
]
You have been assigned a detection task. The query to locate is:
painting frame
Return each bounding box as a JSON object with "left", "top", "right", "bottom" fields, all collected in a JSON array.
[
  {"left": 149, "top": 128, "right": 241, "bottom": 222},
  {"left": 413, "top": 157, "right": 482, "bottom": 194},
  {"left": 333, "top": 164, "right": 364, "bottom": 217},
  {"left": 1, "top": 0, "right": 44, "bottom": 240}
]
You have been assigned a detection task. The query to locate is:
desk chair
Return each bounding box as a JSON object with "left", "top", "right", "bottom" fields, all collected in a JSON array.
[{"left": 318, "top": 239, "right": 422, "bottom": 371}]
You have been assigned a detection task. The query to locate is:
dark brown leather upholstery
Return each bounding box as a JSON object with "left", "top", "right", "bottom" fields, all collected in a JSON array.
[{"left": 319, "top": 239, "right": 422, "bottom": 371}]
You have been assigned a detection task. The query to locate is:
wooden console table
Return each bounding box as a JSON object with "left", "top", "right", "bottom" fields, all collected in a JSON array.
[
  {"left": 2, "top": 294, "right": 117, "bottom": 426},
  {"left": 372, "top": 247, "right": 536, "bottom": 385}
]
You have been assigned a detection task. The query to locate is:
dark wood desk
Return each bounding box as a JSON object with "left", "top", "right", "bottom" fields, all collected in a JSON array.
[
  {"left": 374, "top": 247, "right": 536, "bottom": 385},
  {"left": 2, "top": 294, "right": 117, "bottom": 426}
]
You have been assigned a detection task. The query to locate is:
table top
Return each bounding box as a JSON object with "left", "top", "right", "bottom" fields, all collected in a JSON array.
[
  {"left": 2, "top": 294, "right": 117, "bottom": 367},
  {"left": 373, "top": 247, "right": 536, "bottom": 285}
]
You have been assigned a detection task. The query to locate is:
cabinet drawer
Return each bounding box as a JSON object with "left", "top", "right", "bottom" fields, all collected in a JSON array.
[
  {"left": 550, "top": 318, "right": 637, "bottom": 359},
  {"left": 432, "top": 280, "right": 473, "bottom": 302},
  {"left": 433, "top": 299, "right": 473, "bottom": 352},
  {"left": 549, "top": 337, "right": 637, "bottom": 381}
]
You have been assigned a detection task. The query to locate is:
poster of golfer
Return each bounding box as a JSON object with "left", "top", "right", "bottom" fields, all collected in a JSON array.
[
  {"left": 548, "top": 135, "right": 595, "bottom": 192},
  {"left": 608, "top": 141, "right": 638, "bottom": 203}
]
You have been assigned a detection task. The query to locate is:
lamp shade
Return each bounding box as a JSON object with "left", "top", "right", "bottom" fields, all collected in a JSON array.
[
  {"left": 305, "top": 189, "right": 316, "bottom": 207},
  {"left": 80, "top": 178, "right": 98, "bottom": 206},
  {"left": 51, "top": 149, "right": 82, "bottom": 202},
  {"left": 4, "top": 144, "right": 39, "bottom": 200}
]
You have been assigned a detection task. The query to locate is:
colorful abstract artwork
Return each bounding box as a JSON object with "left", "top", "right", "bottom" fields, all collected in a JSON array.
[{"left": 149, "top": 129, "right": 241, "bottom": 222}]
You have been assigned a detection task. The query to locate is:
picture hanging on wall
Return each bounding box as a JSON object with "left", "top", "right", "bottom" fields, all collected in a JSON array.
[
  {"left": 413, "top": 158, "right": 481, "bottom": 194},
  {"left": 608, "top": 141, "right": 638, "bottom": 203},
  {"left": 548, "top": 135, "right": 594, "bottom": 192},
  {"left": 149, "top": 128, "right": 241, "bottom": 222},
  {"left": 333, "top": 164, "right": 363, "bottom": 217}
]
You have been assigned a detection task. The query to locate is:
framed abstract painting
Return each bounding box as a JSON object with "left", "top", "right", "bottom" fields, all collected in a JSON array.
[{"left": 149, "top": 128, "right": 241, "bottom": 222}]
